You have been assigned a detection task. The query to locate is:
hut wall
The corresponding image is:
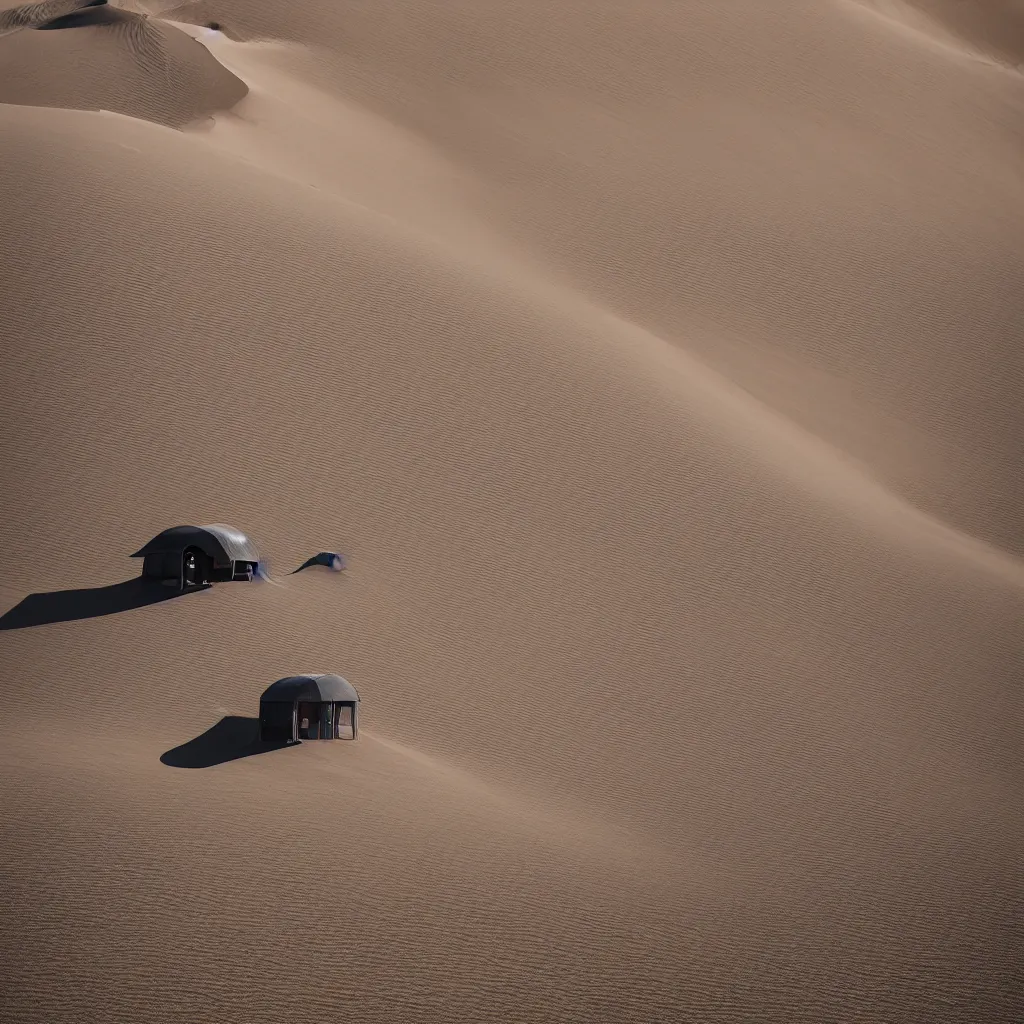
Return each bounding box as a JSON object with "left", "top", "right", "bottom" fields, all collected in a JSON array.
[{"left": 141, "top": 551, "right": 179, "bottom": 580}]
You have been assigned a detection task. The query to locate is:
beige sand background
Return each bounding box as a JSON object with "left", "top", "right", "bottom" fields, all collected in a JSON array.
[{"left": 1, "top": 1, "right": 1022, "bottom": 1021}]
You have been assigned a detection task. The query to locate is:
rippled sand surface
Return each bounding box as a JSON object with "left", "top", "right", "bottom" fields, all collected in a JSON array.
[{"left": 1, "top": 2, "right": 1022, "bottom": 1021}]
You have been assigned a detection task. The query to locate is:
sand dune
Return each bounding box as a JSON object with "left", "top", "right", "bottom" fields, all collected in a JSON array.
[
  {"left": 165, "top": 0, "right": 1024, "bottom": 556},
  {"left": 0, "top": 0, "right": 246, "bottom": 127},
  {"left": 0, "top": 0, "right": 98, "bottom": 31},
  {"left": 1, "top": 2, "right": 1022, "bottom": 1022}
]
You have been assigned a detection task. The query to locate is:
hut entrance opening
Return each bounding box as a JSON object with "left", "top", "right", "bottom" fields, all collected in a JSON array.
[
  {"left": 297, "top": 701, "right": 320, "bottom": 739},
  {"left": 297, "top": 702, "right": 355, "bottom": 740},
  {"left": 181, "top": 547, "right": 210, "bottom": 589},
  {"left": 335, "top": 704, "right": 355, "bottom": 739}
]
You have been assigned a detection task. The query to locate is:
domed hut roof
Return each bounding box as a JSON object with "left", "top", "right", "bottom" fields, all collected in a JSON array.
[
  {"left": 130, "top": 523, "right": 259, "bottom": 565},
  {"left": 260, "top": 674, "right": 360, "bottom": 704}
]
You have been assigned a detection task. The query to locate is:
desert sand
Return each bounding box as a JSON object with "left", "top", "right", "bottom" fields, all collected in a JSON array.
[{"left": 1, "top": 1, "right": 1022, "bottom": 1021}]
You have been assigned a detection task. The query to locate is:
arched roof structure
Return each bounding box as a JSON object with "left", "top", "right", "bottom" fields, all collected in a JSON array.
[
  {"left": 260, "top": 674, "right": 360, "bottom": 703},
  {"left": 131, "top": 524, "right": 259, "bottom": 565}
]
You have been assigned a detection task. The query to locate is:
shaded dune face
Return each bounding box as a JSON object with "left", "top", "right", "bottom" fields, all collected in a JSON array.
[
  {"left": 916, "top": 0, "right": 1024, "bottom": 63},
  {"left": 37, "top": 1, "right": 141, "bottom": 29},
  {"left": 859, "top": 0, "right": 1024, "bottom": 64},
  {"left": 0, "top": 0, "right": 247, "bottom": 128},
  {"left": 0, "top": 0, "right": 103, "bottom": 30}
]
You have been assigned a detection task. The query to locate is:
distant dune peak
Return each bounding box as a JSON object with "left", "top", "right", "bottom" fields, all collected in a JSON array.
[
  {"left": 0, "top": 0, "right": 103, "bottom": 31},
  {"left": 36, "top": 4, "right": 146, "bottom": 32},
  {"left": 0, "top": 0, "right": 114, "bottom": 29},
  {"left": 0, "top": 0, "right": 247, "bottom": 127}
]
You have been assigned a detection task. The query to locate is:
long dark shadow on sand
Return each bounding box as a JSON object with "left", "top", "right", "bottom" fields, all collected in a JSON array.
[
  {"left": 161, "top": 716, "right": 294, "bottom": 769},
  {"left": 0, "top": 578, "right": 207, "bottom": 630}
]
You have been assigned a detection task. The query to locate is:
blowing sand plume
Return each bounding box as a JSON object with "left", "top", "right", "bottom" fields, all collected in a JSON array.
[{"left": 0, "top": 1, "right": 1022, "bottom": 1022}]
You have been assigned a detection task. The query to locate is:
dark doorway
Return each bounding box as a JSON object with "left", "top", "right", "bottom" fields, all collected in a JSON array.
[
  {"left": 181, "top": 547, "right": 210, "bottom": 590},
  {"left": 297, "top": 701, "right": 319, "bottom": 739},
  {"left": 182, "top": 549, "right": 198, "bottom": 588}
]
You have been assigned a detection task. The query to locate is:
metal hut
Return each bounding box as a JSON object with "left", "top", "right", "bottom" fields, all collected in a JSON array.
[
  {"left": 131, "top": 524, "right": 260, "bottom": 590},
  {"left": 259, "top": 674, "right": 360, "bottom": 743}
]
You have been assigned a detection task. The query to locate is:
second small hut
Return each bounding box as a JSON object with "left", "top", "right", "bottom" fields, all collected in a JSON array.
[{"left": 259, "top": 674, "right": 360, "bottom": 743}]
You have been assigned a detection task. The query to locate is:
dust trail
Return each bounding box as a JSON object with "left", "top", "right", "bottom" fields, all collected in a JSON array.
[
  {"left": 254, "top": 562, "right": 287, "bottom": 587},
  {"left": 360, "top": 730, "right": 679, "bottom": 871},
  {"left": 255, "top": 553, "right": 345, "bottom": 587}
]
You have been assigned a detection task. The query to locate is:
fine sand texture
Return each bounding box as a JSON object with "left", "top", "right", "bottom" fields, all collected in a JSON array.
[{"left": 1, "top": 2, "right": 1022, "bottom": 1022}]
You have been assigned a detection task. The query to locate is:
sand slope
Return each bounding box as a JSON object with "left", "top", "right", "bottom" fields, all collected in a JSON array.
[{"left": 1, "top": 2, "right": 1022, "bottom": 1022}]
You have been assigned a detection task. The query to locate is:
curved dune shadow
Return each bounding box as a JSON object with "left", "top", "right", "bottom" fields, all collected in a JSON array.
[
  {"left": 0, "top": 578, "right": 205, "bottom": 630},
  {"left": 37, "top": 4, "right": 134, "bottom": 31},
  {"left": 0, "top": 0, "right": 101, "bottom": 32},
  {"left": 161, "top": 716, "right": 295, "bottom": 769}
]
